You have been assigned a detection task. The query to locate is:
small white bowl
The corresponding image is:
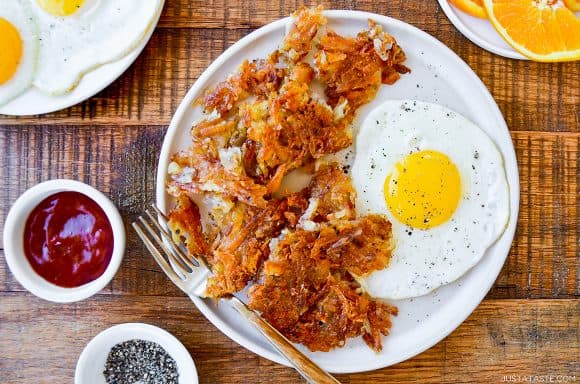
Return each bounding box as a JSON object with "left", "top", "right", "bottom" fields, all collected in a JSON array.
[
  {"left": 3, "top": 179, "right": 125, "bottom": 302},
  {"left": 75, "top": 323, "right": 198, "bottom": 384}
]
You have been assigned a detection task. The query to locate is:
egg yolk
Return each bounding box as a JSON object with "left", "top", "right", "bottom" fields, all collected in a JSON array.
[
  {"left": 37, "top": 0, "right": 85, "bottom": 16},
  {"left": 0, "top": 18, "right": 23, "bottom": 85},
  {"left": 384, "top": 150, "right": 461, "bottom": 229}
]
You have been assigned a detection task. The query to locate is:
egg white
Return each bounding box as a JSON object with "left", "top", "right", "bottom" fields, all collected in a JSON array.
[
  {"left": 28, "top": 0, "right": 164, "bottom": 95},
  {"left": 352, "top": 99, "right": 510, "bottom": 300},
  {"left": 0, "top": 0, "right": 38, "bottom": 106}
]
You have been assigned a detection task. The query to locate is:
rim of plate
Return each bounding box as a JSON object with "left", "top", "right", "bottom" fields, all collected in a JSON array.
[
  {"left": 156, "top": 10, "right": 520, "bottom": 373},
  {"left": 437, "top": 0, "right": 527, "bottom": 60},
  {"left": 0, "top": 0, "right": 165, "bottom": 116}
]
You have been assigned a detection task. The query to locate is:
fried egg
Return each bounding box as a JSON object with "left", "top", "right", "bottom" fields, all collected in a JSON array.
[
  {"left": 28, "top": 0, "right": 163, "bottom": 94},
  {"left": 0, "top": 0, "right": 38, "bottom": 106},
  {"left": 352, "top": 99, "right": 509, "bottom": 299}
]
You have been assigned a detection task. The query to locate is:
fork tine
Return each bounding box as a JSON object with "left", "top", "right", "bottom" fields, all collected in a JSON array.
[
  {"left": 144, "top": 209, "right": 199, "bottom": 269},
  {"left": 150, "top": 204, "right": 169, "bottom": 220},
  {"left": 137, "top": 215, "right": 192, "bottom": 276},
  {"left": 132, "top": 221, "right": 186, "bottom": 288},
  {"left": 151, "top": 204, "right": 213, "bottom": 272}
]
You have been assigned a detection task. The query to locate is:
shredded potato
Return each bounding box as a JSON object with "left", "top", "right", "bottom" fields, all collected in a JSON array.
[{"left": 166, "top": 6, "right": 408, "bottom": 352}]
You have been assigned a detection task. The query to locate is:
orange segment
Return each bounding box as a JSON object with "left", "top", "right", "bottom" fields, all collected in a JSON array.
[
  {"left": 483, "top": 0, "right": 580, "bottom": 62},
  {"left": 563, "top": 0, "right": 580, "bottom": 11},
  {"left": 449, "top": 0, "right": 488, "bottom": 18}
]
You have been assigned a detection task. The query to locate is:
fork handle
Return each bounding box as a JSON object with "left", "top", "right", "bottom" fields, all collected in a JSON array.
[{"left": 227, "top": 296, "right": 341, "bottom": 384}]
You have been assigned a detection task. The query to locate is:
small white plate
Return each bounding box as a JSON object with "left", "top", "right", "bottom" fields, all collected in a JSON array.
[
  {"left": 0, "top": 1, "right": 165, "bottom": 116},
  {"left": 75, "top": 323, "right": 198, "bottom": 384},
  {"left": 438, "top": 0, "right": 579, "bottom": 60},
  {"left": 437, "top": 0, "right": 524, "bottom": 59},
  {"left": 156, "top": 10, "right": 519, "bottom": 373}
]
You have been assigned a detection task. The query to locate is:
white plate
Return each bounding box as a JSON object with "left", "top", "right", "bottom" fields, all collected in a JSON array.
[
  {"left": 75, "top": 323, "right": 198, "bottom": 384},
  {"left": 156, "top": 10, "right": 520, "bottom": 373},
  {"left": 438, "top": 0, "right": 580, "bottom": 60},
  {"left": 0, "top": 1, "right": 165, "bottom": 116},
  {"left": 437, "top": 0, "right": 526, "bottom": 59}
]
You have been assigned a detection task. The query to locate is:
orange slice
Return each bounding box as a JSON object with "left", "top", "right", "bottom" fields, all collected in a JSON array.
[
  {"left": 449, "top": 0, "right": 487, "bottom": 18},
  {"left": 563, "top": 0, "right": 580, "bottom": 11},
  {"left": 483, "top": 0, "right": 580, "bottom": 62}
]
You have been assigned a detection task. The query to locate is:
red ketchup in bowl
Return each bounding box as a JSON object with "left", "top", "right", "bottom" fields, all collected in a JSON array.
[{"left": 23, "top": 191, "right": 114, "bottom": 288}]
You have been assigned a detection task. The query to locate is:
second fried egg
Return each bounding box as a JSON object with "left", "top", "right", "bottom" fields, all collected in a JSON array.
[
  {"left": 29, "top": 0, "right": 164, "bottom": 95},
  {"left": 0, "top": 0, "right": 38, "bottom": 106},
  {"left": 352, "top": 99, "right": 509, "bottom": 299}
]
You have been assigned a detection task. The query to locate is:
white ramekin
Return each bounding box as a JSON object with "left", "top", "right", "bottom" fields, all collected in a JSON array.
[
  {"left": 3, "top": 179, "right": 125, "bottom": 302},
  {"left": 75, "top": 323, "right": 198, "bottom": 384}
]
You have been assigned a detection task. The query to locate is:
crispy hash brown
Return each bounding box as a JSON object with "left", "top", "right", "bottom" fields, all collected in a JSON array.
[
  {"left": 166, "top": 6, "right": 408, "bottom": 352},
  {"left": 248, "top": 218, "right": 397, "bottom": 352}
]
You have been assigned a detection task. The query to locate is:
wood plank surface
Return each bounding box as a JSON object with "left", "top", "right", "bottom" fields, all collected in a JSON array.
[
  {"left": 0, "top": 4, "right": 577, "bottom": 131},
  {"left": 0, "top": 129, "right": 577, "bottom": 299},
  {"left": 0, "top": 295, "right": 577, "bottom": 384},
  {"left": 0, "top": 1, "right": 578, "bottom": 383}
]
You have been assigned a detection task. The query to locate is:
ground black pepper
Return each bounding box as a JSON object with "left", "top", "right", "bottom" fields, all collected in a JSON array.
[{"left": 104, "top": 339, "right": 179, "bottom": 384}]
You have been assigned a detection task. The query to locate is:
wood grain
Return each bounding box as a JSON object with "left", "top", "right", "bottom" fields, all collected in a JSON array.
[
  {"left": 157, "top": 0, "right": 461, "bottom": 29},
  {"left": 0, "top": 128, "right": 577, "bottom": 299},
  {"left": 0, "top": 295, "right": 577, "bottom": 384},
  {"left": 0, "top": 1, "right": 578, "bottom": 383},
  {"left": 0, "top": 3, "right": 577, "bottom": 131}
]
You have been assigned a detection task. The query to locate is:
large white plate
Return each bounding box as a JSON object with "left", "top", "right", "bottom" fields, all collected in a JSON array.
[
  {"left": 156, "top": 10, "right": 519, "bottom": 373},
  {"left": 437, "top": 0, "right": 526, "bottom": 59},
  {"left": 0, "top": 1, "right": 165, "bottom": 116}
]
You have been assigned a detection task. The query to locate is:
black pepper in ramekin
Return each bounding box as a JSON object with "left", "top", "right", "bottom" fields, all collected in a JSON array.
[{"left": 104, "top": 339, "right": 179, "bottom": 384}]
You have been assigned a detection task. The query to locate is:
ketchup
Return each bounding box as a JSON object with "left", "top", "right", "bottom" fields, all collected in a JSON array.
[{"left": 23, "top": 191, "right": 114, "bottom": 288}]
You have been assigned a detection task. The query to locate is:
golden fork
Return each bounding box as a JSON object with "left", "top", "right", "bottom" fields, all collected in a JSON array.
[{"left": 132, "top": 204, "right": 341, "bottom": 384}]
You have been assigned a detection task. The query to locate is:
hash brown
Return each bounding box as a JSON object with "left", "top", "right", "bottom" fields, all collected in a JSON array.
[{"left": 166, "top": 6, "right": 408, "bottom": 352}]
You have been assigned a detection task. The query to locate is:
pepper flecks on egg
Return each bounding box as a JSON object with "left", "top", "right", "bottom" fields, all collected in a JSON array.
[
  {"left": 352, "top": 99, "right": 510, "bottom": 300},
  {"left": 29, "top": 0, "right": 164, "bottom": 95}
]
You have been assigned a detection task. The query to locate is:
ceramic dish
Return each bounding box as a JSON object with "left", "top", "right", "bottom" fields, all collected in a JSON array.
[
  {"left": 75, "top": 323, "right": 198, "bottom": 384},
  {"left": 3, "top": 179, "right": 125, "bottom": 303},
  {"left": 0, "top": 0, "right": 165, "bottom": 116},
  {"left": 156, "top": 10, "right": 520, "bottom": 373},
  {"left": 437, "top": 0, "right": 526, "bottom": 59}
]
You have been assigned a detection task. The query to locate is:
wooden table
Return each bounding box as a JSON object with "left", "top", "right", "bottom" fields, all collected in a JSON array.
[{"left": 1, "top": 1, "right": 578, "bottom": 383}]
